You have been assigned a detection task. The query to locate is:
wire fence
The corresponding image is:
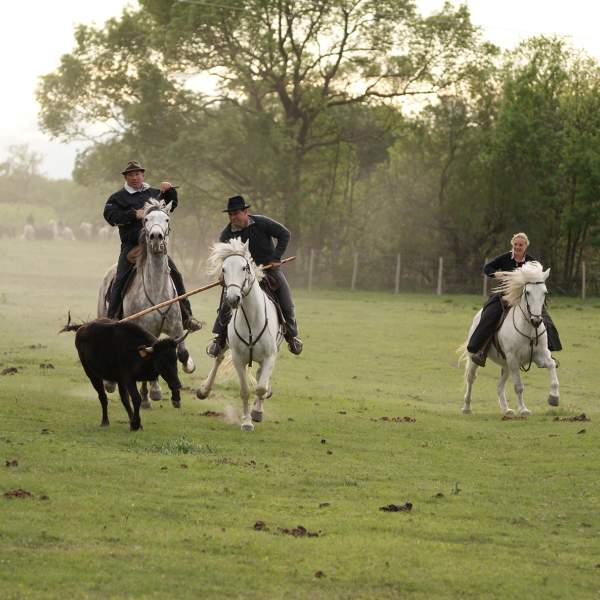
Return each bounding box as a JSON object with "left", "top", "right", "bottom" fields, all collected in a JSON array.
[{"left": 284, "top": 250, "right": 597, "bottom": 298}]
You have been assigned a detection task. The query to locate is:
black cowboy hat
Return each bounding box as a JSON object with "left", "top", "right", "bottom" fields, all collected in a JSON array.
[
  {"left": 223, "top": 195, "right": 251, "bottom": 213},
  {"left": 121, "top": 160, "right": 146, "bottom": 175}
]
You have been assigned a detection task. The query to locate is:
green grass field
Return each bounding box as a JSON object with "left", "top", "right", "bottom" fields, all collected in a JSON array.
[{"left": 1, "top": 239, "right": 599, "bottom": 599}]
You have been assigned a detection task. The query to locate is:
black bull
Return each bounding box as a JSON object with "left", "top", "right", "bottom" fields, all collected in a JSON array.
[{"left": 61, "top": 318, "right": 185, "bottom": 430}]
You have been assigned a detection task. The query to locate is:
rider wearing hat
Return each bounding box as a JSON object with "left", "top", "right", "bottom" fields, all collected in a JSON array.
[
  {"left": 468, "top": 232, "right": 562, "bottom": 366},
  {"left": 206, "top": 195, "right": 302, "bottom": 357},
  {"left": 103, "top": 160, "right": 201, "bottom": 331}
]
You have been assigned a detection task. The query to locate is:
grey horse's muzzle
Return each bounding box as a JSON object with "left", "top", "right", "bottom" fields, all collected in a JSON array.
[{"left": 530, "top": 316, "right": 542, "bottom": 328}]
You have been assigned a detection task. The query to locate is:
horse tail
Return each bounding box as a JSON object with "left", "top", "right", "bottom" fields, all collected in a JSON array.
[
  {"left": 220, "top": 351, "right": 257, "bottom": 387},
  {"left": 58, "top": 311, "right": 84, "bottom": 334}
]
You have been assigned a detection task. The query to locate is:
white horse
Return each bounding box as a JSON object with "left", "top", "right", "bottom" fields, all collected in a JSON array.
[
  {"left": 196, "top": 239, "right": 282, "bottom": 431},
  {"left": 98, "top": 199, "right": 195, "bottom": 408},
  {"left": 459, "top": 261, "right": 559, "bottom": 417}
]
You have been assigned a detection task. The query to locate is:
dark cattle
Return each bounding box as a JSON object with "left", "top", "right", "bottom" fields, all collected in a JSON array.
[{"left": 62, "top": 317, "right": 185, "bottom": 430}]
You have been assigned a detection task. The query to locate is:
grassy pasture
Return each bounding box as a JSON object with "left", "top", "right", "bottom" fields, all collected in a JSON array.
[{"left": 1, "top": 239, "right": 599, "bottom": 599}]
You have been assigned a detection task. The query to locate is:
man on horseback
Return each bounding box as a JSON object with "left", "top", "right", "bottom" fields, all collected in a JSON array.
[
  {"left": 103, "top": 161, "right": 201, "bottom": 331},
  {"left": 468, "top": 232, "right": 562, "bottom": 366},
  {"left": 206, "top": 195, "right": 302, "bottom": 357}
]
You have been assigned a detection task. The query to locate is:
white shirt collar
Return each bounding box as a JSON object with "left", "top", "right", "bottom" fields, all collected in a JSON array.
[{"left": 124, "top": 182, "right": 150, "bottom": 194}]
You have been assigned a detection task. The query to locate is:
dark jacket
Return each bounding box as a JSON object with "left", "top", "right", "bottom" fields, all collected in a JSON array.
[
  {"left": 104, "top": 186, "right": 178, "bottom": 245},
  {"left": 484, "top": 252, "right": 535, "bottom": 278},
  {"left": 219, "top": 215, "right": 290, "bottom": 266}
]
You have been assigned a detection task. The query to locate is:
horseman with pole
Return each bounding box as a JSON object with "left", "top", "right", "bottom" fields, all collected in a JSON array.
[
  {"left": 206, "top": 195, "right": 303, "bottom": 357},
  {"left": 102, "top": 160, "right": 201, "bottom": 332}
]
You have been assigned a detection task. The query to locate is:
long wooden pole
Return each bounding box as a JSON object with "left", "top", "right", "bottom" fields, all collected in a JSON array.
[{"left": 119, "top": 256, "right": 296, "bottom": 323}]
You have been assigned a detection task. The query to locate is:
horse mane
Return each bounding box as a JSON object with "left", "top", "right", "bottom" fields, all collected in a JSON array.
[
  {"left": 135, "top": 198, "right": 166, "bottom": 270},
  {"left": 494, "top": 261, "right": 546, "bottom": 306},
  {"left": 207, "top": 238, "right": 265, "bottom": 282}
]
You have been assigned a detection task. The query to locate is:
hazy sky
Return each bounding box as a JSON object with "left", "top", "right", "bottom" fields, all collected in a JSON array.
[{"left": 4, "top": 0, "right": 600, "bottom": 179}]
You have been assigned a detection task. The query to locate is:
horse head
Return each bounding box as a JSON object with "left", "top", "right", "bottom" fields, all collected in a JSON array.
[
  {"left": 143, "top": 200, "right": 172, "bottom": 255},
  {"left": 522, "top": 268, "right": 550, "bottom": 328}
]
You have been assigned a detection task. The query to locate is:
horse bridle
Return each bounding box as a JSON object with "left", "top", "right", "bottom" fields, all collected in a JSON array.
[
  {"left": 144, "top": 206, "right": 170, "bottom": 254},
  {"left": 222, "top": 254, "right": 268, "bottom": 367},
  {"left": 222, "top": 253, "right": 256, "bottom": 297},
  {"left": 511, "top": 281, "right": 548, "bottom": 371}
]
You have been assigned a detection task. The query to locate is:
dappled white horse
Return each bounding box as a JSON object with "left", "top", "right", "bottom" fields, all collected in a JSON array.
[
  {"left": 459, "top": 261, "right": 559, "bottom": 417},
  {"left": 196, "top": 239, "right": 282, "bottom": 431},
  {"left": 98, "top": 199, "right": 195, "bottom": 408}
]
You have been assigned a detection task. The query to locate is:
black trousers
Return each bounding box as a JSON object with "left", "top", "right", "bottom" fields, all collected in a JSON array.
[
  {"left": 467, "top": 293, "right": 562, "bottom": 353},
  {"left": 212, "top": 267, "right": 298, "bottom": 340},
  {"left": 107, "top": 242, "right": 192, "bottom": 320}
]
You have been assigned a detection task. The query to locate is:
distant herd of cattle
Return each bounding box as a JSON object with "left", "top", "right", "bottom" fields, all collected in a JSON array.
[{"left": 0, "top": 220, "right": 119, "bottom": 241}]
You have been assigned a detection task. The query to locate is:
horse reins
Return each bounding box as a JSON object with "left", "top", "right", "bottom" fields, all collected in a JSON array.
[
  {"left": 510, "top": 282, "right": 547, "bottom": 372},
  {"left": 223, "top": 254, "right": 270, "bottom": 367}
]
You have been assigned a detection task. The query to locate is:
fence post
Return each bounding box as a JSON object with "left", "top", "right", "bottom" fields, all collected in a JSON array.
[
  {"left": 436, "top": 256, "right": 443, "bottom": 295},
  {"left": 394, "top": 253, "right": 401, "bottom": 294},
  {"left": 308, "top": 248, "right": 315, "bottom": 292},
  {"left": 582, "top": 260, "right": 586, "bottom": 300},
  {"left": 351, "top": 252, "right": 358, "bottom": 291},
  {"left": 483, "top": 257, "right": 489, "bottom": 297}
]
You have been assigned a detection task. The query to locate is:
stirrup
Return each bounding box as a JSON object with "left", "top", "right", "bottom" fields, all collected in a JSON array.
[
  {"left": 287, "top": 337, "right": 303, "bottom": 355},
  {"left": 206, "top": 338, "right": 226, "bottom": 358},
  {"left": 470, "top": 350, "right": 486, "bottom": 367}
]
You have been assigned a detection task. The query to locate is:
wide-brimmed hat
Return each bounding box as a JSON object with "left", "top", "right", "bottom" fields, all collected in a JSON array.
[
  {"left": 223, "top": 195, "right": 251, "bottom": 213},
  {"left": 121, "top": 160, "right": 145, "bottom": 175}
]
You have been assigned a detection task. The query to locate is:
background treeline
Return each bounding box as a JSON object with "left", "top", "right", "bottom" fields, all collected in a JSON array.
[{"left": 24, "top": 0, "right": 600, "bottom": 292}]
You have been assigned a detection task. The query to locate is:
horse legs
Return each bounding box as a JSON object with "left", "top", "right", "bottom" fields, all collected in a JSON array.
[
  {"left": 140, "top": 381, "right": 152, "bottom": 410},
  {"left": 462, "top": 361, "right": 478, "bottom": 414},
  {"left": 117, "top": 381, "right": 134, "bottom": 425},
  {"left": 149, "top": 379, "right": 162, "bottom": 402},
  {"left": 544, "top": 352, "right": 560, "bottom": 407},
  {"left": 125, "top": 380, "right": 143, "bottom": 431},
  {"left": 233, "top": 357, "right": 253, "bottom": 432},
  {"left": 496, "top": 367, "right": 510, "bottom": 415},
  {"left": 506, "top": 359, "right": 529, "bottom": 417},
  {"left": 252, "top": 356, "right": 276, "bottom": 422},
  {"left": 196, "top": 354, "right": 225, "bottom": 400}
]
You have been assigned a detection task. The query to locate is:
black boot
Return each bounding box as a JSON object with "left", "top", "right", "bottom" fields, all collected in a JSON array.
[{"left": 206, "top": 332, "right": 227, "bottom": 358}]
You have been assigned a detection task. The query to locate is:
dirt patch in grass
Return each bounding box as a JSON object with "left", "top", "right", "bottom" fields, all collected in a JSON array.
[
  {"left": 380, "top": 502, "right": 413, "bottom": 512},
  {"left": 554, "top": 413, "right": 590, "bottom": 422},
  {"left": 200, "top": 410, "right": 224, "bottom": 417},
  {"left": 4, "top": 489, "right": 33, "bottom": 499},
  {"left": 373, "top": 416, "right": 416, "bottom": 423},
  {"left": 1, "top": 367, "right": 19, "bottom": 375},
  {"left": 278, "top": 525, "right": 320, "bottom": 537}
]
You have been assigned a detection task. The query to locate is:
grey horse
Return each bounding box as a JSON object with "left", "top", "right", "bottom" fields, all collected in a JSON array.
[{"left": 98, "top": 199, "right": 195, "bottom": 408}]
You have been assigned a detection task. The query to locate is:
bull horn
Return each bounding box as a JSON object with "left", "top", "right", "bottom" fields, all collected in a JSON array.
[
  {"left": 174, "top": 331, "right": 190, "bottom": 345},
  {"left": 143, "top": 345, "right": 154, "bottom": 354}
]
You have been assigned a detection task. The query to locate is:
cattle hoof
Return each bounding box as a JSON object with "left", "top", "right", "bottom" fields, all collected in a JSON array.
[
  {"left": 171, "top": 399, "right": 181, "bottom": 409},
  {"left": 100, "top": 420, "right": 110, "bottom": 427},
  {"left": 548, "top": 394, "right": 559, "bottom": 407},
  {"left": 130, "top": 422, "right": 142, "bottom": 431},
  {"left": 141, "top": 400, "right": 152, "bottom": 410},
  {"left": 251, "top": 409, "right": 263, "bottom": 422},
  {"left": 196, "top": 388, "right": 209, "bottom": 400},
  {"left": 241, "top": 422, "right": 254, "bottom": 432},
  {"left": 461, "top": 405, "right": 471, "bottom": 414}
]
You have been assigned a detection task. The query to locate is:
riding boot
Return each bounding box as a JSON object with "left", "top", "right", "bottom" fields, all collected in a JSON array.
[
  {"left": 471, "top": 336, "right": 493, "bottom": 367},
  {"left": 168, "top": 257, "right": 201, "bottom": 331},
  {"left": 270, "top": 267, "right": 302, "bottom": 354},
  {"left": 207, "top": 290, "right": 231, "bottom": 358},
  {"left": 107, "top": 245, "right": 135, "bottom": 319}
]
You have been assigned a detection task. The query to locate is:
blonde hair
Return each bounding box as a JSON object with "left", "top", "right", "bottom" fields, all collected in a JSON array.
[{"left": 511, "top": 232, "right": 529, "bottom": 247}]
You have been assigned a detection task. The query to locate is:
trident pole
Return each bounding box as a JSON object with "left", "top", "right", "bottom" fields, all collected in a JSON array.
[{"left": 119, "top": 256, "right": 296, "bottom": 323}]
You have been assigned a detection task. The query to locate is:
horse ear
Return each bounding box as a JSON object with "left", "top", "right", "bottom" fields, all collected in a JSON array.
[
  {"left": 164, "top": 201, "right": 173, "bottom": 213},
  {"left": 543, "top": 268, "right": 550, "bottom": 281}
]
